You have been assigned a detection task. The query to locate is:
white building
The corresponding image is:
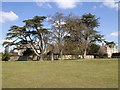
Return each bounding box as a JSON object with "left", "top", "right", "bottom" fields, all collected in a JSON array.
[{"left": 106, "top": 45, "right": 119, "bottom": 58}]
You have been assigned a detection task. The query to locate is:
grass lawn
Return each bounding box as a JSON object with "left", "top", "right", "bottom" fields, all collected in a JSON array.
[{"left": 2, "top": 59, "right": 118, "bottom": 88}]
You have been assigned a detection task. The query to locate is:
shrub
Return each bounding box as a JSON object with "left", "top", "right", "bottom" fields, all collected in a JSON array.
[
  {"left": 2, "top": 47, "right": 10, "bottom": 61},
  {"left": 98, "top": 53, "right": 108, "bottom": 58}
]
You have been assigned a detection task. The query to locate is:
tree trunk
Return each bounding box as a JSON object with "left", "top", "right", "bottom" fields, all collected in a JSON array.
[
  {"left": 83, "top": 49, "right": 87, "bottom": 59},
  {"left": 81, "top": 54, "right": 84, "bottom": 59},
  {"left": 40, "top": 54, "right": 43, "bottom": 61},
  {"left": 51, "top": 52, "right": 54, "bottom": 61},
  {"left": 59, "top": 50, "right": 63, "bottom": 60}
]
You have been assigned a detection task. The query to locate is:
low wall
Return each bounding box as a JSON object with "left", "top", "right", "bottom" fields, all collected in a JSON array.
[
  {"left": 85, "top": 55, "right": 94, "bottom": 59},
  {"left": 9, "top": 54, "right": 94, "bottom": 61},
  {"left": 61, "top": 55, "right": 94, "bottom": 59}
]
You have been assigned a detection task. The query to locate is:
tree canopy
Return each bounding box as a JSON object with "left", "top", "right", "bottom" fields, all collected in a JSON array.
[{"left": 3, "top": 13, "right": 105, "bottom": 60}]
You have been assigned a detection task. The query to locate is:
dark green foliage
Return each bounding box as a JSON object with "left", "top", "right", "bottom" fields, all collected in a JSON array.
[
  {"left": 23, "top": 48, "right": 34, "bottom": 56},
  {"left": 98, "top": 53, "right": 108, "bottom": 58},
  {"left": 63, "top": 36, "right": 82, "bottom": 55},
  {"left": 3, "top": 16, "right": 48, "bottom": 61},
  {"left": 104, "top": 41, "right": 115, "bottom": 48},
  {"left": 87, "top": 44, "right": 100, "bottom": 55},
  {"left": 64, "top": 13, "right": 104, "bottom": 58},
  {"left": 2, "top": 47, "right": 10, "bottom": 61},
  {"left": 81, "top": 13, "right": 100, "bottom": 29}
]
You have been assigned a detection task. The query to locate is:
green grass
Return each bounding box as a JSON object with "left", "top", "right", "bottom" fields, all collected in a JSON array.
[{"left": 2, "top": 59, "right": 118, "bottom": 88}]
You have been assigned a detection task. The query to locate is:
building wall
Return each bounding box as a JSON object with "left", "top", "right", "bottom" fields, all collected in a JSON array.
[
  {"left": 85, "top": 55, "right": 94, "bottom": 59},
  {"left": 106, "top": 45, "right": 118, "bottom": 58}
]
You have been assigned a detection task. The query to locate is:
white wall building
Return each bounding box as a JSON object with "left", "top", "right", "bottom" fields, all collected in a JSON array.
[{"left": 106, "top": 45, "right": 119, "bottom": 58}]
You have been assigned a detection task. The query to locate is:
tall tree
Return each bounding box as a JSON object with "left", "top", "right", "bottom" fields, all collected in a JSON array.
[
  {"left": 49, "top": 12, "right": 68, "bottom": 60},
  {"left": 4, "top": 16, "right": 48, "bottom": 61},
  {"left": 81, "top": 13, "right": 104, "bottom": 58},
  {"left": 63, "top": 15, "right": 85, "bottom": 58},
  {"left": 23, "top": 16, "right": 48, "bottom": 61},
  {"left": 64, "top": 13, "right": 104, "bottom": 59}
]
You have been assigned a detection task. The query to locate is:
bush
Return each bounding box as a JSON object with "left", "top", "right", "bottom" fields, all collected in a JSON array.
[
  {"left": 99, "top": 53, "right": 108, "bottom": 58},
  {"left": 96, "top": 53, "right": 108, "bottom": 58},
  {"left": 2, "top": 47, "right": 10, "bottom": 61}
]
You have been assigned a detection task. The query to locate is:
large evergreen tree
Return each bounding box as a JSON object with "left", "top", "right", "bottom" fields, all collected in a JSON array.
[{"left": 3, "top": 16, "right": 49, "bottom": 61}]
